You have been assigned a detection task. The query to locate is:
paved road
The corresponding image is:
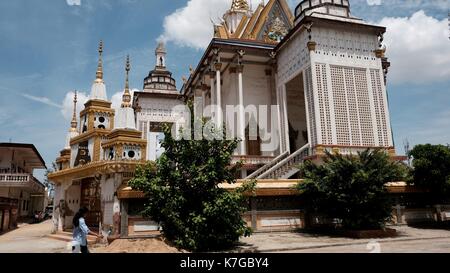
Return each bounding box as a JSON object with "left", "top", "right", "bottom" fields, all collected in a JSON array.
[
  {"left": 281, "top": 238, "right": 450, "bottom": 253},
  {"left": 0, "top": 220, "right": 67, "bottom": 253},
  {"left": 240, "top": 226, "right": 450, "bottom": 253},
  {"left": 2, "top": 221, "right": 450, "bottom": 253}
]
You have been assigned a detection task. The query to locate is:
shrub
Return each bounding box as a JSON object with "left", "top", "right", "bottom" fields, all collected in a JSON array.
[
  {"left": 129, "top": 114, "right": 254, "bottom": 251},
  {"left": 409, "top": 144, "right": 450, "bottom": 199},
  {"left": 297, "top": 149, "right": 408, "bottom": 230}
]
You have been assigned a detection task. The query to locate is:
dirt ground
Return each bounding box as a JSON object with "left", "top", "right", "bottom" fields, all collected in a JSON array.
[
  {"left": 0, "top": 220, "right": 67, "bottom": 253},
  {"left": 91, "top": 237, "right": 182, "bottom": 253}
]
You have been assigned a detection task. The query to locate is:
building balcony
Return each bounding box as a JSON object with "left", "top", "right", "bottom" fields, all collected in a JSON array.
[{"left": 0, "top": 173, "right": 45, "bottom": 193}]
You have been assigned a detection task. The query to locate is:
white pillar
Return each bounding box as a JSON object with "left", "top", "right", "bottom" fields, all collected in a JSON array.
[
  {"left": 202, "top": 87, "right": 206, "bottom": 110},
  {"left": 209, "top": 71, "right": 216, "bottom": 121},
  {"left": 209, "top": 71, "right": 216, "bottom": 106},
  {"left": 214, "top": 63, "right": 223, "bottom": 126},
  {"left": 237, "top": 64, "right": 246, "bottom": 155}
]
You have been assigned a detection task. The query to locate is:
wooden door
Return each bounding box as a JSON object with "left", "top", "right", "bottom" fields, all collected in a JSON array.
[
  {"left": 246, "top": 125, "right": 262, "bottom": 156},
  {"left": 80, "top": 178, "right": 101, "bottom": 228}
]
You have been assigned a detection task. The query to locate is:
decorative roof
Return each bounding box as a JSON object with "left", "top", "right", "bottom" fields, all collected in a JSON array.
[
  {"left": 294, "top": 0, "right": 355, "bottom": 23},
  {"left": 214, "top": 0, "right": 294, "bottom": 44},
  {"left": 231, "top": 0, "right": 250, "bottom": 11},
  {"left": 142, "top": 42, "right": 177, "bottom": 93}
]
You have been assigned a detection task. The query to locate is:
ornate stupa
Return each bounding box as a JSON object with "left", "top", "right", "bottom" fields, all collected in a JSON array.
[
  {"left": 65, "top": 91, "right": 80, "bottom": 149},
  {"left": 115, "top": 56, "right": 136, "bottom": 130},
  {"left": 90, "top": 40, "right": 108, "bottom": 100},
  {"left": 142, "top": 42, "right": 177, "bottom": 92}
]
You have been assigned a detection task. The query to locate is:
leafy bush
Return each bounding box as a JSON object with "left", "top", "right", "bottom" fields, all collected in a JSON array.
[
  {"left": 297, "top": 149, "right": 408, "bottom": 230},
  {"left": 129, "top": 117, "right": 254, "bottom": 252},
  {"left": 409, "top": 144, "right": 450, "bottom": 198}
]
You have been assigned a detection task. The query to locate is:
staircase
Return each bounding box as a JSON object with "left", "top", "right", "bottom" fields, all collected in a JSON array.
[
  {"left": 252, "top": 144, "right": 310, "bottom": 179},
  {"left": 246, "top": 151, "right": 289, "bottom": 179}
]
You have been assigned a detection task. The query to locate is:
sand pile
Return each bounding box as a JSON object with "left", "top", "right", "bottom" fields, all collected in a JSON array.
[{"left": 92, "top": 238, "right": 182, "bottom": 253}]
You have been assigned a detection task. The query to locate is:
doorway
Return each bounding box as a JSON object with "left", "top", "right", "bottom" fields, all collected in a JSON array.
[
  {"left": 80, "top": 178, "right": 101, "bottom": 228},
  {"left": 246, "top": 125, "right": 262, "bottom": 156},
  {"left": 285, "top": 73, "right": 308, "bottom": 153}
]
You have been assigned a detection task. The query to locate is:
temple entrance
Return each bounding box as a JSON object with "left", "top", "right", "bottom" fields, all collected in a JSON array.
[
  {"left": 246, "top": 125, "right": 262, "bottom": 156},
  {"left": 80, "top": 178, "right": 101, "bottom": 228},
  {"left": 285, "top": 73, "right": 308, "bottom": 153}
]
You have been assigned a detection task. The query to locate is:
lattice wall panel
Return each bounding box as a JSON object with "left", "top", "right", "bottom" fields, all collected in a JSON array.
[
  {"left": 330, "top": 65, "right": 351, "bottom": 145},
  {"left": 305, "top": 67, "right": 317, "bottom": 147},
  {"left": 354, "top": 68, "right": 375, "bottom": 146},
  {"left": 315, "top": 63, "right": 333, "bottom": 145},
  {"left": 370, "top": 69, "right": 390, "bottom": 147}
]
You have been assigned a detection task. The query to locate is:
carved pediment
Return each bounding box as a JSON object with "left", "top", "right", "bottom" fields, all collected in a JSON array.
[{"left": 260, "top": 1, "right": 292, "bottom": 43}]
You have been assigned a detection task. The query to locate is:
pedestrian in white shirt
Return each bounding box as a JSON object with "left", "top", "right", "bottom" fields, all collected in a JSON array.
[{"left": 72, "top": 207, "right": 101, "bottom": 253}]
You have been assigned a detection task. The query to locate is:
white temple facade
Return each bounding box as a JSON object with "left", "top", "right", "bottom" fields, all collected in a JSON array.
[{"left": 183, "top": 0, "right": 396, "bottom": 180}]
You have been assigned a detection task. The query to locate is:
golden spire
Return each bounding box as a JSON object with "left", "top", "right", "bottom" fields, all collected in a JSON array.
[
  {"left": 121, "top": 55, "right": 132, "bottom": 108},
  {"left": 70, "top": 91, "right": 78, "bottom": 132},
  {"left": 231, "top": 0, "right": 249, "bottom": 11},
  {"left": 95, "top": 40, "right": 104, "bottom": 83}
]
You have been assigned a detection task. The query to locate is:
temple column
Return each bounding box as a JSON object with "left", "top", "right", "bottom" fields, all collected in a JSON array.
[
  {"left": 214, "top": 63, "right": 223, "bottom": 126},
  {"left": 237, "top": 64, "right": 246, "bottom": 155},
  {"left": 209, "top": 71, "right": 216, "bottom": 120},
  {"left": 202, "top": 84, "right": 207, "bottom": 110}
]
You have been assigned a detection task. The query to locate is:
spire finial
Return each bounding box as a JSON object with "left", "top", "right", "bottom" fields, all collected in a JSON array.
[
  {"left": 95, "top": 40, "right": 104, "bottom": 82},
  {"left": 121, "top": 55, "right": 132, "bottom": 108},
  {"left": 70, "top": 91, "right": 78, "bottom": 131}
]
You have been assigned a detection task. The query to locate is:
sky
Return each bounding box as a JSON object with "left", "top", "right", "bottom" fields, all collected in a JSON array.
[{"left": 0, "top": 0, "right": 449, "bottom": 180}]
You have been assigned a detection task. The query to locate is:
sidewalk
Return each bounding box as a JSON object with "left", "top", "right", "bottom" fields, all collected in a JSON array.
[{"left": 236, "top": 226, "right": 450, "bottom": 253}]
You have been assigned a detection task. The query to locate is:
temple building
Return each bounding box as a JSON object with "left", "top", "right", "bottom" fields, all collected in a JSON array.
[
  {"left": 179, "top": 0, "right": 399, "bottom": 230},
  {"left": 49, "top": 42, "right": 148, "bottom": 237},
  {"left": 50, "top": 0, "right": 407, "bottom": 236}
]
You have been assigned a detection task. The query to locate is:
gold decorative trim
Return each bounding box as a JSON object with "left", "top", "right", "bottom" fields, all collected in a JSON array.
[
  {"left": 307, "top": 41, "right": 317, "bottom": 51},
  {"left": 214, "top": 62, "right": 222, "bottom": 71},
  {"left": 374, "top": 48, "right": 386, "bottom": 58}
]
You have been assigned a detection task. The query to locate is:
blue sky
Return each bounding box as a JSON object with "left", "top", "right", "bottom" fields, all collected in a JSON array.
[{"left": 0, "top": 0, "right": 449, "bottom": 180}]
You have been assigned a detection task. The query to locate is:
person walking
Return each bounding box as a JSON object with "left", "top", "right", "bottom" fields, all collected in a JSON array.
[{"left": 72, "top": 207, "right": 101, "bottom": 253}]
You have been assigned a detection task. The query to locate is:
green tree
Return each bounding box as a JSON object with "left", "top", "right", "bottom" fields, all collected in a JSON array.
[
  {"left": 297, "top": 149, "right": 407, "bottom": 230},
  {"left": 409, "top": 144, "right": 450, "bottom": 198},
  {"left": 129, "top": 109, "right": 254, "bottom": 251}
]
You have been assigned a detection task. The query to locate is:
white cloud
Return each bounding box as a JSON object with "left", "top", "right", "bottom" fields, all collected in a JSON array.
[
  {"left": 66, "top": 0, "right": 81, "bottom": 6},
  {"left": 21, "top": 93, "right": 62, "bottom": 109},
  {"left": 61, "top": 91, "right": 89, "bottom": 121},
  {"left": 159, "top": 0, "right": 264, "bottom": 49},
  {"left": 366, "top": 0, "right": 382, "bottom": 5},
  {"left": 377, "top": 11, "right": 450, "bottom": 84}
]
